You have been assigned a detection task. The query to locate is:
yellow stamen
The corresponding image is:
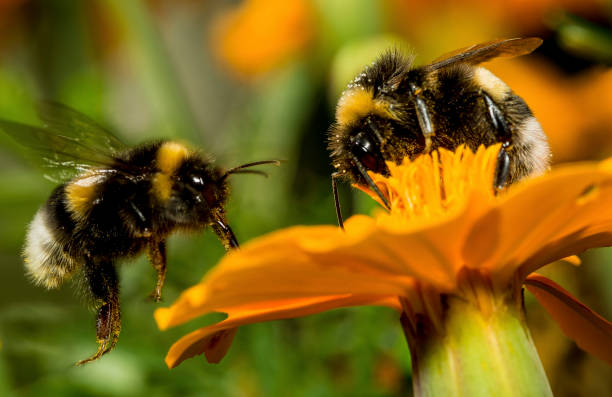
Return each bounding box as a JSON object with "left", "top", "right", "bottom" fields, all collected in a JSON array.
[{"left": 368, "top": 144, "right": 501, "bottom": 219}]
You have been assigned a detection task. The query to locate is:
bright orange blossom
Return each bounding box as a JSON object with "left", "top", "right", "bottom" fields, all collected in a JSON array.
[{"left": 156, "top": 145, "right": 612, "bottom": 369}]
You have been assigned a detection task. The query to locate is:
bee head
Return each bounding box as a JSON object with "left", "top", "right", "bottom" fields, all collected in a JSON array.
[
  {"left": 165, "top": 156, "right": 229, "bottom": 227},
  {"left": 329, "top": 49, "right": 417, "bottom": 182},
  {"left": 151, "top": 142, "right": 228, "bottom": 228},
  {"left": 163, "top": 155, "right": 278, "bottom": 249},
  {"left": 329, "top": 115, "right": 391, "bottom": 185}
]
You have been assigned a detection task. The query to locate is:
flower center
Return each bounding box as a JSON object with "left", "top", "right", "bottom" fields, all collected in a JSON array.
[{"left": 367, "top": 144, "right": 501, "bottom": 219}]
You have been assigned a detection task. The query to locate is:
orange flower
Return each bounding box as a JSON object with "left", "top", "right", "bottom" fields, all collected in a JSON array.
[
  {"left": 211, "top": 0, "right": 315, "bottom": 80},
  {"left": 156, "top": 145, "right": 612, "bottom": 379}
]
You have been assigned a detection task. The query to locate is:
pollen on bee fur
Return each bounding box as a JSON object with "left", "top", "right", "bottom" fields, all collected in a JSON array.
[
  {"left": 152, "top": 141, "right": 192, "bottom": 201},
  {"left": 156, "top": 141, "right": 191, "bottom": 174},
  {"left": 473, "top": 67, "right": 510, "bottom": 102},
  {"left": 65, "top": 171, "right": 106, "bottom": 219},
  {"left": 336, "top": 87, "right": 395, "bottom": 126}
]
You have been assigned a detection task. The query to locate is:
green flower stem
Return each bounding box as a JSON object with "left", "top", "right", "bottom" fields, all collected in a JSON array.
[{"left": 402, "top": 296, "right": 552, "bottom": 397}]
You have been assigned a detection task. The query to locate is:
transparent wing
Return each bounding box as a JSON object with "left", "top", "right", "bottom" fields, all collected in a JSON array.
[
  {"left": 426, "top": 37, "right": 542, "bottom": 71},
  {"left": 0, "top": 104, "right": 128, "bottom": 182},
  {"left": 36, "top": 101, "right": 126, "bottom": 153}
]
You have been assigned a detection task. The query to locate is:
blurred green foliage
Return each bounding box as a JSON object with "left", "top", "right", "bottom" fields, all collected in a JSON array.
[
  {"left": 0, "top": 1, "right": 404, "bottom": 396},
  {"left": 0, "top": 1, "right": 610, "bottom": 396}
]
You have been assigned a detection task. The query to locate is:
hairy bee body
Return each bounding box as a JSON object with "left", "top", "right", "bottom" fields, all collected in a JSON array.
[
  {"left": 18, "top": 139, "right": 238, "bottom": 364},
  {"left": 24, "top": 141, "right": 228, "bottom": 289},
  {"left": 328, "top": 38, "right": 550, "bottom": 217},
  {"left": 2, "top": 103, "right": 277, "bottom": 365}
]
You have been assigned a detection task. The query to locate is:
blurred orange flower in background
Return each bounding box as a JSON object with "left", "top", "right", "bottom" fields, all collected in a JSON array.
[
  {"left": 0, "top": 0, "right": 28, "bottom": 50},
  {"left": 211, "top": 0, "right": 315, "bottom": 79},
  {"left": 382, "top": 0, "right": 612, "bottom": 163},
  {"left": 156, "top": 145, "right": 612, "bottom": 370},
  {"left": 489, "top": 60, "right": 612, "bottom": 162},
  {"left": 387, "top": 0, "right": 606, "bottom": 34}
]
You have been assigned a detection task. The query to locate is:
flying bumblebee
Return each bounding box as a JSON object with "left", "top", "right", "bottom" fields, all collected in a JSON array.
[
  {"left": 0, "top": 102, "right": 278, "bottom": 365},
  {"left": 328, "top": 38, "right": 550, "bottom": 226}
]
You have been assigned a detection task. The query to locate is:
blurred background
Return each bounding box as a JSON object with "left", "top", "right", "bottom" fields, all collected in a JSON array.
[{"left": 0, "top": 0, "right": 611, "bottom": 396}]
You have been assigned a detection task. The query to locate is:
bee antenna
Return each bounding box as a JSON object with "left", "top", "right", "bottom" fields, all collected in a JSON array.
[
  {"left": 228, "top": 169, "right": 269, "bottom": 177},
  {"left": 229, "top": 159, "right": 282, "bottom": 172},
  {"left": 350, "top": 155, "right": 390, "bottom": 210},
  {"left": 220, "top": 159, "right": 282, "bottom": 182}
]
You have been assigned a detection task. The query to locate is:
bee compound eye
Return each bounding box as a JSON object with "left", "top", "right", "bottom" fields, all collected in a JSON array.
[
  {"left": 351, "top": 133, "right": 386, "bottom": 174},
  {"left": 191, "top": 175, "right": 205, "bottom": 186},
  {"left": 359, "top": 153, "right": 379, "bottom": 172}
]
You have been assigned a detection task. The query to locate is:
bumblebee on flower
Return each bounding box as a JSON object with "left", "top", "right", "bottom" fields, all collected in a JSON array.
[{"left": 156, "top": 144, "right": 612, "bottom": 396}]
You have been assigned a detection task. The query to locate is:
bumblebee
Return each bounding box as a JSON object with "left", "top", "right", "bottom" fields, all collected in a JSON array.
[
  {"left": 0, "top": 103, "right": 278, "bottom": 365},
  {"left": 329, "top": 38, "right": 550, "bottom": 226}
]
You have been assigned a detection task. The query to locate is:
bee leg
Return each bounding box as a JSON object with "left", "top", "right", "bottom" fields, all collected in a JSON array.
[
  {"left": 76, "top": 259, "right": 121, "bottom": 366},
  {"left": 482, "top": 92, "right": 513, "bottom": 191},
  {"left": 494, "top": 144, "right": 511, "bottom": 191},
  {"left": 410, "top": 84, "right": 435, "bottom": 152},
  {"left": 332, "top": 172, "right": 344, "bottom": 230},
  {"left": 129, "top": 201, "right": 152, "bottom": 238},
  {"left": 147, "top": 240, "right": 167, "bottom": 302},
  {"left": 212, "top": 213, "right": 239, "bottom": 250},
  {"left": 350, "top": 153, "right": 391, "bottom": 210}
]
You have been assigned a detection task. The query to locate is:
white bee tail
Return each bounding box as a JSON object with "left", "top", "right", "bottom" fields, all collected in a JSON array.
[{"left": 23, "top": 208, "right": 77, "bottom": 289}]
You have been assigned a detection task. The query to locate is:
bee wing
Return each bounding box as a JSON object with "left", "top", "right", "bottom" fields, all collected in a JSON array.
[
  {"left": 425, "top": 37, "right": 542, "bottom": 71},
  {"left": 36, "top": 101, "right": 126, "bottom": 153},
  {"left": 0, "top": 105, "right": 128, "bottom": 182}
]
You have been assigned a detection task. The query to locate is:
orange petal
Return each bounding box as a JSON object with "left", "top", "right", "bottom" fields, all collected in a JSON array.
[
  {"left": 525, "top": 273, "right": 612, "bottom": 366},
  {"left": 168, "top": 221, "right": 464, "bottom": 325},
  {"left": 163, "top": 294, "right": 401, "bottom": 368},
  {"left": 156, "top": 220, "right": 441, "bottom": 332},
  {"left": 560, "top": 255, "right": 581, "bottom": 266},
  {"left": 165, "top": 327, "right": 238, "bottom": 367},
  {"left": 154, "top": 283, "right": 211, "bottom": 330},
  {"left": 472, "top": 164, "right": 612, "bottom": 284}
]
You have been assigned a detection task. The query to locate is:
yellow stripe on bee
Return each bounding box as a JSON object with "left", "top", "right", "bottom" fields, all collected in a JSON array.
[
  {"left": 473, "top": 67, "right": 510, "bottom": 102},
  {"left": 153, "top": 141, "right": 191, "bottom": 201},
  {"left": 335, "top": 87, "right": 397, "bottom": 126},
  {"left": 157, "top": 141, "right": 191, "bottom": 174},
  {"left": 65, "top": 171, "right": 105, "bottom": 218}
]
